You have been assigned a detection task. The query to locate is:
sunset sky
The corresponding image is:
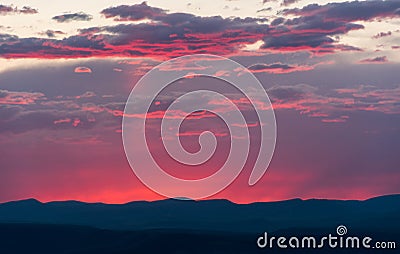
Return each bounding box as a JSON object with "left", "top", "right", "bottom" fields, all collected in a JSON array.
[{"left": 0, "top": 0, "right": 399, "bottom": 204}]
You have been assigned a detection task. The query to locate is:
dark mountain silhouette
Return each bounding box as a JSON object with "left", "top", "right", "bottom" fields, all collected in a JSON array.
[{"left": 0, "top": 195, "right": 399, "bottom": 253}]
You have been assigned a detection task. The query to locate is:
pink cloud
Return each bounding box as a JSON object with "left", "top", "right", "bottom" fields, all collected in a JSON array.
[
  {"left": 74, "top": 66, "right": 92, "bottom": 73},
  {"left": 72, "top": 118, "right": 81, "bottom": 127},
  {"left": 53, "top": 118, "right": 72, "bottom": 125},
  {"left": 321, "top": 118, "right": 347, "bottom": 123},
  {"left": 0, "top": 90, "right": 45, "bottom": 105}
]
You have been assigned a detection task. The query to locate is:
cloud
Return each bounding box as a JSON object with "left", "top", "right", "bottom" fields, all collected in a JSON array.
[
  {"left": 321, "top": 116, "right": 348, "bottom": 123},
  {"left": 0, "top": 90, "right": 45, "bottom": 105},
  {"left": 247, "top": 63, "right": 314, "bottom": 74},
  {"left": 0, "top": 33, "right": 18, "bottom": 43},
  {"left": 38, "top": 30, "right": 66, "bottom": 38},
  {"left": 261, "top": 13, "right": 364, "bottom": 54},
  {"left": 257, "top": 7, "right": 272, "bottom": 13},
  {"left": 202, "top": 82, "right": 400, "bottom": 122},
  {"left": 0, "top": 101, "right": 100, "bottom": 134},
  {"left": 268, "top": 84, "right": 315, "bottom": 102},
  {"left": 270, "top": 17, "right": 285, "bottom": 26},
  {"left": 282, "top": 0, "right": 300, "bottom": 7},
  {"left": 17, "top": 6, "right": 38, "bottom": 14},
  {"left": 72, "top": 118, "right": 81, "bottom": 127},
  {"left": 268, "top": 84, "right": 400, "bottom": 119},
  {"left": 52, "top": 12, "right": 93, "bottom": 23},
  {"left": 372, "top": 31, "right": 392, "bottom": 39},
  {"left": 101, "top": 1, "right": 166, "bottom": 21},
  {"left": 0, "top": 4, "right": 38, "bottom": 15},
  {"left": 0, "top": 4, "right": 13, "bottom": 15},
  {"left": 263, "top": 0, "right": 278, "bottom": 3},
  {"left": 74, "top": 66, "right": 92, "bottom": 73},
  {"left": 53, "top": 118, "right": 72, "bottom": 125},
  {"left": 75, "top": 91, "right": 96, "bottom": 99},
  {"left": 335, "top": 85, "right": 400, "bottom": 114},
  {"left": 284, "top": 0, "right": 400, "bottom": 22},
  {"left": 0, "top": 2, "right": 391, "bottom": 59},
  {"left": 270, "top": 0, "right": 400, "bottom": 54},
  {"left": 359, "top": 56, "right": 388, "bottom": 64},
  {"left": 0, "top": 13, "right": 270, "bottom": 59}
]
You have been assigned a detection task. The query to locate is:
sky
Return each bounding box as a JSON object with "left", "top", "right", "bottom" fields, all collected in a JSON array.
[{"left": 0, "top": 0, "right": 399, "bottom": 204}]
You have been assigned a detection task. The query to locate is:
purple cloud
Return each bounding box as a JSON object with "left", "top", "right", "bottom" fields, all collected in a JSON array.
[{"left": 101, "top": 1, "right": 166, "bottom": 21}]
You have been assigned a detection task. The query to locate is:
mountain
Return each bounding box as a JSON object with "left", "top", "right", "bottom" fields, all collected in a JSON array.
[
  {"left": 1, "top": 195, "right": 399, "bottom": 232},
  {"left": 0, "top": 195, "right": 399, "bottom": 253}
]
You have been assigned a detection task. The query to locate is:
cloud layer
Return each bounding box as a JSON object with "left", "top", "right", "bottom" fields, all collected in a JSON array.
[{"left": 3, "top": 1, "right": 400, "bottom": 59}]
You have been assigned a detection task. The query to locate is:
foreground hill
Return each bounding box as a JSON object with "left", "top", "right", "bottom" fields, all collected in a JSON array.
[{"left": 0, "top": 195, "right": 398, "bottom": 253}]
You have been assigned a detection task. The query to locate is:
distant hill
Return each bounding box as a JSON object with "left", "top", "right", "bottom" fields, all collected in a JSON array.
[{"left": 0, "top": 195, "right": 399, "bottom": 253}]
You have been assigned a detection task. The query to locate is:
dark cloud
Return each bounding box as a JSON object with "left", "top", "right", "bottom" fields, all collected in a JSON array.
[
  {"left": 0, "top": 4, "right": 38, "bottom": 15},
  {"left": 263, "top": 0, "right": 278, "bottom": 4},
  {"left": 0, "top": 4, "right": 13, "bottom": 14},
  {"left": 101, "top": 1, "right": 166, "bottom": 21},
  {"left": 0, "top": 33, "right": 18, "bottom": 42},
  {"left": 282, "top": 0, "right": 300, "bottom": 6},
  {"left": 359, "top": 56, "right": 389, "bottom": 64},
  {"left": 372, "top": 31, "right": 392, "bottom": 39},
  {"left": 261, "top": 18, "right": 363, "bottom": 54},
  {"left": 18, "top": 6, "right": 38, "bottom": 14},
  {"left": 257, "top": 7, "right": 272, "bottom": 13},
  {"left": 52, "top": 12, "right": 93, "bottom": 23},
  {"left": 284, "top": 0, "right": 400, "bottom": 22},
  {"left": 250, "top": 63, "right": 295, "bottom": 71},
  {"left": 270, "top": 17, "right": 285, "bottom": 26},
  {"left": 38, "top": 30, "right": 66, "bottom": 38},
  {"left": 268, "top": 84, "right": 314, "bottom": 102},
  {"left": 248, "top": 63, "right": 314, "bottom": 73},
  {"left": 263, "top": 0, "right": 400, "bottom": 53}
]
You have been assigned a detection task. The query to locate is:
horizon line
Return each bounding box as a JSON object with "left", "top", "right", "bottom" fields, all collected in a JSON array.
[{"left": 1, "top": 193, "right": 399, "bottom": 206}]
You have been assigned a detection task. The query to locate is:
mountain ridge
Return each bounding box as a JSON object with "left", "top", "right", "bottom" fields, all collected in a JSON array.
[
  {"left": 0, "top": 194, "right": 399, "bottom": 233},
  {"left": 2, "top": 193, "right": 399, "bottom": 206}
]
